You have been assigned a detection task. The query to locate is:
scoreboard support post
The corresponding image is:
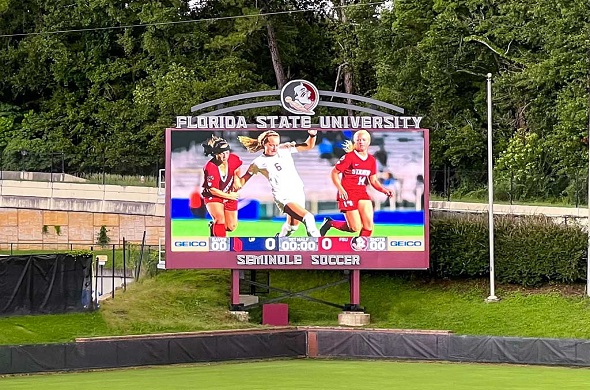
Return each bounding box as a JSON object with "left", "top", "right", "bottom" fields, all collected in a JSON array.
[
  {"left": 230, "top": 269, "right": 244, "bottom": 311},
  {"left": 345, "top": 270, "right": 363, "bottom": 312}
]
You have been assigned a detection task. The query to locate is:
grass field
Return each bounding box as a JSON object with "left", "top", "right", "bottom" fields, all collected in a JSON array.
[
  {"left": 172, "top": 218, "right": 425, "bottom": 237},
  {"left": 3, "top": 270, "right": 590, "bottom": 345},
  {"left": 2, "top": 270, "right": 590, "bottom": 385},
  {"left": 2, "top": 359, "right": 590, "bottom": 389}
]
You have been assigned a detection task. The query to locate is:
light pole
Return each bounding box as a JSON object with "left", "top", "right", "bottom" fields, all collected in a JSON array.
[
  {"left": 50, "top": 152, "right": 65, "bottom": 182},
  {"left": 587, "top": 76, "right": 590, "bottom": 297},
  {"left": 486, "top": 73, "right": 499, "bottom": 303},
  {"left": 20, "top": 150, "right": 28, "bottom": 180}
]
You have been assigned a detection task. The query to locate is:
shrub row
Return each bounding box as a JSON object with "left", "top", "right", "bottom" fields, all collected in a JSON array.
[{"left": 429, "top": 212, "right": 587, "bottom": 286}]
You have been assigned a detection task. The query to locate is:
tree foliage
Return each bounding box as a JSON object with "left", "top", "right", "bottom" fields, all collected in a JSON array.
[{"left": 0, "top": 0, "right": 587, "bottom": 201}]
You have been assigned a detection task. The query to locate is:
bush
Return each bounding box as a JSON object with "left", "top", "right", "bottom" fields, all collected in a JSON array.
[
  {"left": 430, "top": 212, "right": 587, "bottom": 286},
  {"left": 126, "top": 243, "right": 158, "bottom": 280},
  {"left": 96, "top": 225, "right": 110, "bottom": 247}
]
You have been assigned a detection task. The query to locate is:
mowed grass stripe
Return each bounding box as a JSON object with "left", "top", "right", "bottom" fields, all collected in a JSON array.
[
  {"left": 1, "top": 360, "right": 590, "bottom": 389},
  {"left": 171, "top": 219, "right": 424, "bottom": 237}
]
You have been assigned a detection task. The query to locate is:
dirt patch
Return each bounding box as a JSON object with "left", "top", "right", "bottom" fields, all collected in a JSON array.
[
  {"left": 496, "top": 282, "right": 587, "bottom": 297},
  {"left": 410, "top": 278, "right": 587, "bottom": 297}
]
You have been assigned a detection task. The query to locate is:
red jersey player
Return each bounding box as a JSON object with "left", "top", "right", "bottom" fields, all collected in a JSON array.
[
  {"left": 200, "top": 135, "right": 242, "bottom": 237},
  {"left": 320, "top": 130, "right": 394, "bottom": 237}
]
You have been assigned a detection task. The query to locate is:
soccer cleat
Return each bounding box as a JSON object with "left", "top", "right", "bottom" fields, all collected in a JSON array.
[
  {"left": 319, "top": 217, "right": 333, "bottom": 236},
  {"left": 307, "top": 229, "right": 321, "bottom": 237},
  {"left": 208, "top": 221, "right": 214, "bottom": 236}
]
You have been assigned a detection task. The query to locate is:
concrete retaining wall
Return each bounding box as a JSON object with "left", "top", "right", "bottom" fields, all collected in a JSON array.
[
  {"left": 0, "top": 180, "right": 164, "bottom": 216},
  {"left": 0, "top": 180, "right": 164, "bottom": 247}
]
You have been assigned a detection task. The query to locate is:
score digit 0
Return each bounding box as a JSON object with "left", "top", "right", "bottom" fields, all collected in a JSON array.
[
  {"left": 320, "top": 237, "right": 332, "bottom": 251},
  {"left": 265, "top": 237, "right": 277, "bottom": 251}
]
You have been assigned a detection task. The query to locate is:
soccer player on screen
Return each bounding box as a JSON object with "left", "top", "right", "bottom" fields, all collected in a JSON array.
[
  {"left": 199, "top": 135, "right": 242, "bottom": 237},
  {"left": 320, "top": 130, "right": 394, "bottom": 237},
  {"left": 237, "top": 130, "right": 321, "bottom": 237}
]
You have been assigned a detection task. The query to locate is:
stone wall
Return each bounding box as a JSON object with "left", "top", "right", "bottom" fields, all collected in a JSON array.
[
  {"left": 0, "top": 208, "right": 164, "bottom": 250},
  {"left": 0, "top": 179, "right": 165, "bottom": 250}
]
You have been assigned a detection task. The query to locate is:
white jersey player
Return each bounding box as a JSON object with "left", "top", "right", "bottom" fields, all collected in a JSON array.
[
  {"left": 238, "top": 130, "right": 320, "bottom": 237},
  {"left": 249, "top": 147, "right": 305, "bottom": 210}
]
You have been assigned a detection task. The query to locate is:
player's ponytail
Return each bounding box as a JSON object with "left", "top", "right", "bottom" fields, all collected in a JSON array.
[
  {"left": 202, "top": 135, "right": 229, "bottom": 156},
  {"left": 238, "top": 130, "right": 280, "bottom": 153},
  {"left": 237, "top": 135, "right": 260, "bottom": 152}
]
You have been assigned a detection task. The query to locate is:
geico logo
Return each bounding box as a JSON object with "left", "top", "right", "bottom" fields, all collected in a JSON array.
[
  {"left": 174, "top": 241, "right": 207, "bottom": 247},
  {"left": 390, "top": 240, "right": 422, "bottom": 247}
]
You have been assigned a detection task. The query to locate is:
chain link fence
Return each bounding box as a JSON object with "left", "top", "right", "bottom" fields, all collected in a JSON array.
[
  {"left": 430, "top": 166, "right": 588, "bottom": 207},
  {"left": 0, "top": 150, "right": 162, "bottom": 186}
]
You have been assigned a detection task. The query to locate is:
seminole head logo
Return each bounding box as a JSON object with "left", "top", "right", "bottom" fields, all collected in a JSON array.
[
  {"left": 350, "top": 236, "right": 369, "bottom": 252},
  {"left": 280, "top": 80, "right": 319, "bottom": 115}
]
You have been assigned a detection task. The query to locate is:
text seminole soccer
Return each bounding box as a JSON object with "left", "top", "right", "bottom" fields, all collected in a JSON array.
[{"left": 236, "top": 254, "right": 361, "bottom": 266}]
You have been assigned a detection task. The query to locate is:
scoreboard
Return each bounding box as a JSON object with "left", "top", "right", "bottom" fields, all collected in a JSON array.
[
  {"left": 172, "top": 236, "right": 423, "bottom": 252},
  {"left": 165, "top": 125, "right": 429, "bottom": 270},
  {"left": 169, "top": 235, "right": 428, "bottom": 269}
]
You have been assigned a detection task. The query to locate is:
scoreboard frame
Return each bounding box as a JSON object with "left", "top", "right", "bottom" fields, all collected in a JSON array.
[{"left": 165, "top": 126, "right": 430, "bottom": 271}]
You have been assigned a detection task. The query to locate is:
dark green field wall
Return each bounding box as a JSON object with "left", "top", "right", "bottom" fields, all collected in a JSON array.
[
  {"left": 0, "top": 330, "right": 306, "bottom": 374},
  {"left": 3, "top": 329, "right": 590, "bottom": 374}
]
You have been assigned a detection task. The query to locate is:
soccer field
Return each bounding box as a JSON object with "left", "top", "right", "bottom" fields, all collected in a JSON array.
[
  {"left": 172, "top": 218, "right": 425, "bottom": 237},
  {"left": 2, "top": 360, "right": 589, "bottom": 389}
]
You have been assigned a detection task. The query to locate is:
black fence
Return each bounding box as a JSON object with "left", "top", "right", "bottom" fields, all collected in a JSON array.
[
  {"left": 0, "top": 329, "right": 306, "bottom": 374},
  {"left": 3, "top": 328, "right": 590, "bottom": 374},
  {"left": 0, "top": 254, "right": 93, "bottom": 317},
  {"left": 0, "top": 242, "right": 159, "bottom": 254},
  {"left": 0, "top": 242, "right": 162, "bottom": 308}
]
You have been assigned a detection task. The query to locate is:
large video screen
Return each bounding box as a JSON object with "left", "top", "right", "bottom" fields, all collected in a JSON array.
[{"left": 165, "top": 127, "right": 429, "bottom": 270}]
